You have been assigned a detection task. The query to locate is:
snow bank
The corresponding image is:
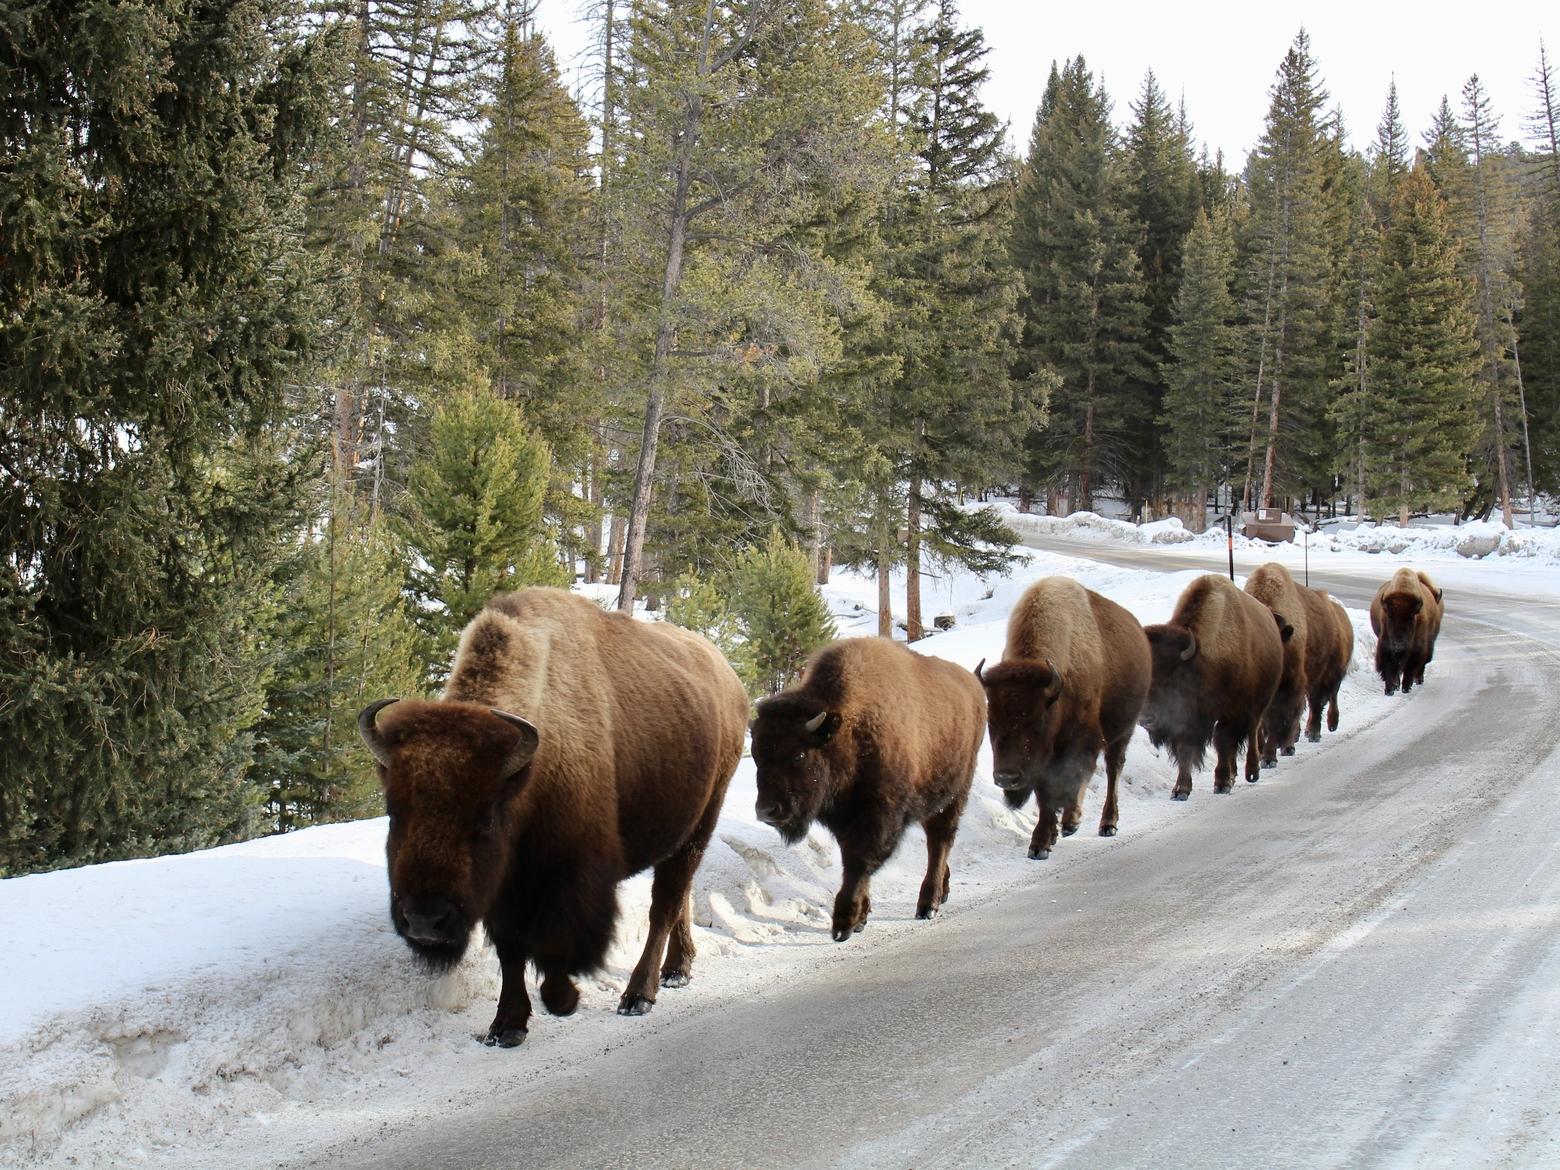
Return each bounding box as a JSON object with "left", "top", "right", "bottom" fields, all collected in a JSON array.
[{"left": 0, "top": 546, "right": 1409, "bottom": 1168}]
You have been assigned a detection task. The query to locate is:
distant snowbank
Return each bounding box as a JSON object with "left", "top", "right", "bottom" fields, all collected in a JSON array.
[{"left": 988, "top": 502, "right": 1560, "bottom": 565}]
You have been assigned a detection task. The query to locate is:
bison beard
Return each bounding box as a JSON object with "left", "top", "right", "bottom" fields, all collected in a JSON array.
[{"left": 358, "top": 588, "right": 747, "bottom": 1048}]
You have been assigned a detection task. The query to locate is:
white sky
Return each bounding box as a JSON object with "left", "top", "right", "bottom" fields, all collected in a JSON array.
[{"left": 533, "top": 1, "right": 1556, "bottom": 167}]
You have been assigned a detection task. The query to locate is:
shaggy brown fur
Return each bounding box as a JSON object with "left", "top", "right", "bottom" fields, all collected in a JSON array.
[
  {"left": 749, "top": 637, "right": 985, "bottom": 942},
  {"left": 977, "top": 577, "right": 1150, "bottom": 860},
  {"left": 1370, "top": 568, "right": 1444, "bottom": 695},
  {"left": 1297, "top": 587, "right": 1354, "bottom": 740},
  {"left": 1243, "top": 563, "right": 1310, "bottom": 767},
  {"left": 1141, "top": 574, "right": 1290, "bottom": 800},
  {"left": 358, "top": 588, "right": 747, "bottom": 1048}
]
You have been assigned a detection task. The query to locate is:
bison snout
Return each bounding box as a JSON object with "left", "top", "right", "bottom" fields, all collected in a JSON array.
[
  {"left": 399, "top": 896, "right": 460, "bottom": 945},
  {"left": 993, "top": 770, "right": 1026, "bottom": 791},
  {"left": 756, "top": 798, "right": 789, "bottom": 827}
]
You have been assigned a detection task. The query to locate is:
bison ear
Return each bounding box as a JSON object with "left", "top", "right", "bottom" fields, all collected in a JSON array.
[
  {"left": 1272, "top": 612, "right": 1294, "bottom": 642},
  {"left": 804, "top": 710, "right": 842, "bottom": 745},
  {"left": 489, "top": 709, "right": 540, "bottom": 779},
  {"left": 1410, "top": 596, "right": 1423, "bottom": 615},
  {"left": 358, "top": 698, "right": 399, "bottom": 767}
]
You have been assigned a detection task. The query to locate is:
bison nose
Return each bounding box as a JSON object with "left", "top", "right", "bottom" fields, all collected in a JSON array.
[
  {"left": 993, "top": 770, "right": 1025, "bottom": 791},
  {"left": 400, "top": 897, "right": 457, "bottom": 944},
  {"left": 756, "top": 799, "right": 786, "bottom": 826}
]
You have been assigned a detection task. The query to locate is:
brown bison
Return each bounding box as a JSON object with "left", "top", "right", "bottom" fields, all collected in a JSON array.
[
  {"left": 976, "top": 577, "right": 1150, "bottom": 860},
  {"left": 1297, "top": 586, "right": 1355, "bottom": 740},
  {"left": 749, "top": 637, "right": 984, "bottom": 942},
  {"left": 1243, "top": 563, "right": 1309, "bottom": 766},
  {"left": 1141, "top": 574, "right": 1291, "bottom": 799},
  {"left": 357, "top": 588, "right": 747, "bottom": 1047},
  {"left": 1370, "top": 568, "right": 1444, "bottom": 695}
]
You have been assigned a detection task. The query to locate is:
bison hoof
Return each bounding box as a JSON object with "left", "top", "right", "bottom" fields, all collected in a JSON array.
[
  {"left": 1307, "top": 731, "right": 1321, "bottom": 743},
  {"left": 617, "top": 995, "right": 654, "bottom": 1016},
  {"left": 1099, "top": 825, "right": 1117, "bottom": 838},
  {"left": 661, "top": 969, "right": 691, "bottom": 989},
  {"left": 831, "top": 925, "right": 856, "bottom": 942},
  {"left": 1028, "top": 847, "right": 1051, "bottom": 860},
  {"left": 915, "top": 905, "right": 939, "bottom": 921},
  {"left": 482, "top": 1027, "right": 527, "bottom": 1048},
  {"left": 1061, "top": 823, "right": 1080, "bottom": 837},
  {"left": 1171, "top": 790, "right": 1190, "bottom": 802},
  {"left": 1214, "top": 783, "right": 1232, "bottom": 794},
  {"left": 1281, "top": 745, "right": 1296, "bottom": 757},
  {"left": 1261, "top": 758, "right": 1276, "bottom": 770}
]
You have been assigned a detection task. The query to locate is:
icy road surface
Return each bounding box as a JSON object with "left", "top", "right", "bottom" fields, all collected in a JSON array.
[{"left": 290, "top": 544, "right": 1560, "bottom": 1170}]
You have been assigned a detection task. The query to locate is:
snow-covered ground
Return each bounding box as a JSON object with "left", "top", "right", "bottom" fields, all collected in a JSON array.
[{"left": 3, "top": 513, "right": 1556, "bottom": 1168}]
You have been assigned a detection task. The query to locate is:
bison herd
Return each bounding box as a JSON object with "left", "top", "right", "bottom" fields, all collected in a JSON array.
[{"left": 357, "top": 566, "right": 1444, "bottom": 1047}]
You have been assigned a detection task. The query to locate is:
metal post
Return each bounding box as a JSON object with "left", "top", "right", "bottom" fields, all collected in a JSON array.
[{"left": 1225, "top": 515, "right": 1235, "bottom": 581}]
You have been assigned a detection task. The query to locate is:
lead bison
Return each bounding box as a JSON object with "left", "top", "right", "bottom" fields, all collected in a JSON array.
[
  {"left": 1370, "top": 568, "right": 1444, "bottom": 695},
  {"left": 749, "top": 637, "right": 984, "bottom": 942},
  {"left": 1297, "top": 586, "right": 1354, "bottom": 740},
  {"left": 357, "top": 588, "right": 747, "bottom": 1047},
  {"left": 1141, "top": 574, "right": 1291, "bottom": 799},
  {"left": 977, "top": 577, "right": 1150, "bottom": 860},
  {"left": 1243, "top": 562, "right": 1309, "bottom": 767}
]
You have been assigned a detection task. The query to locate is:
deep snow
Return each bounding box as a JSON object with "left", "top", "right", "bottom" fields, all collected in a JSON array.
[{"left": 3, "top": 511, "right": 1556, "bottom": 1168}]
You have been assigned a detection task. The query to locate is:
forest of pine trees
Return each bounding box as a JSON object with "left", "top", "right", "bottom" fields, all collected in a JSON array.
[{"left": 2, "top": 4, "right": 1557, "bottom": 874}]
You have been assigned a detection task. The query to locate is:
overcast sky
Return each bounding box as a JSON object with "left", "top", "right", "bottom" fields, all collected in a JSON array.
[{"left": 535, "top": 1, "right": 1556, "bottom": 167}]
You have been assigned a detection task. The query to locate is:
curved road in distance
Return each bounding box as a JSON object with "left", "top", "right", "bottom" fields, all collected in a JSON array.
[{"left": 297, "top": 534, "right": 1560, "bottom": 1170}]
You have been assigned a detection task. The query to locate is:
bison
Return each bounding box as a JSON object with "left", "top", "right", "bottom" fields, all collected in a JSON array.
[
  {"left": 1141, "top": 574, "right": 1291, "bottom": 799},
  {"left": 1243, "top": 562, "right": 1310, "bottom": 766},
  {"left": 976, "top": 576, "right": 1150, "bottom": 860},
  {"left": 749, "top": 637, "right": 985, "bottom": 942},
  {"left": 357, "top": 588, "right": 747, "bottom": 1047},
  {"left": 1297, "top": 586, "right": 1354, "bottom": 740},
  {"left": 1370, "top": 568, "right": 1444, "bottom": 695}
]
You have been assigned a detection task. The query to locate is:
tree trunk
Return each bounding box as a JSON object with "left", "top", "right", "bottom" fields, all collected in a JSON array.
[
  {"left": 906, "top": 476, "right": 923, "bottom": 642},
  {"left": 616, "top": 2, "right": 715, "bottom": 611},
  {"left": 803, "top": 488, "right": 822, "bottom": 579}
]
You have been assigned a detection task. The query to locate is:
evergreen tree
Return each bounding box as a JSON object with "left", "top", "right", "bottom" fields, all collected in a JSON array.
[
  {"left": 1162, "top": 208, "right": 1240, "bottom": 525},
  {"left": 395, "top": 387, "right": 568, "bottom": 671},
  {"left": 254, "top": 499, "right": 424, "bottom": 831},
  {"left": 0, "top": 0, "right": 339, "bottom": 873},
  {"left": 1524, "top": 41, "right": 1560, "bottom": 494},
  {"left": 1370, "top": 79, "right": 1410, "bottom": 224},
  {"left": 726, "top": 531, "right": 838, "bottom": 698},
  {"left": 1364, "top": 167, "right": 1482, "bottom": 521},
  {"left": 1012, "top": 56, "right": 1150, "bottom": 514},
  {"left": 1240, "top": 30, "right": 1335, "bottom": 511}
]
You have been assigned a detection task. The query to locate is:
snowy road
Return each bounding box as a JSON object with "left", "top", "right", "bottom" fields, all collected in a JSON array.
[{"left": 292, "top": 543, "right": 1560, "bottom": 1170}]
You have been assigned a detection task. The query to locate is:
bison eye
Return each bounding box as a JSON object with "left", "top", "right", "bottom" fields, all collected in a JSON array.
[
  {"left": 474, "top": 806, "right": 499, "bottom": 837},
  {"left": 793, "top": 750, "right": 807, "bottom": 763}
]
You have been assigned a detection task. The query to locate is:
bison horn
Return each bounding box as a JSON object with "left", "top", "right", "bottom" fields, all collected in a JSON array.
[
  {"left": 974, "top": 658, "right": 986, "bottom": 682},
  {"left": 357, "top": 698, "right": 399, "bottom": 766},
  {"left": 490, "top": 709, "right": 541, "bottom": 778},
  {"left": 803, "top": 709, "right": 829, "bottom": 734},
  {"left": 1180, "top": 632, "right": 1198, "bottom": 662},
  {"left": 1043, "top": 665, "right": 1065, "bottom": 704}
]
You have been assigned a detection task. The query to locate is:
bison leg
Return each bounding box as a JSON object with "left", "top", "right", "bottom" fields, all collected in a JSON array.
[
  {"left": 1171, "top": 760, "right": 1193, "bottom": 802},
  {"left": 1209, "top": 721, "right": 1243, "bottom": 792},
  {"left": 483, "top": 926, "right": 532, "bottom": 1048},
  {"left": 833, "top": 815, "right": 901, "bottom": 939},
  {"left": 1305, "top": 687, "right": 1325, "bottom": 743},
  {"left": 1327, "top": 691, "right": 1340, "bottom": 733},
  {"left": 1099, "top": 738, "right": 1127, "bottom": 837},
  {"left": 1028, "top": 797, "right": 1061, "bottom": 859},
  {"left": 619, "top": 799, "right": 720, "bottom": 1015},
  {"left": 916, "top": 799, "right": 964, "bottom": 919}
]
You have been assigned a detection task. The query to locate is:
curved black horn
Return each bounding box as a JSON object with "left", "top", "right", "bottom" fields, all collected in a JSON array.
[
  {"left": 1180, "top": 632, "right": 1198, "bottom": 662},
  {"left": 803, "top": 709, "right": 829, "bottom": 734},
  {"left": 357, "top": 698, "right": 400, "bottom": 766},
  {"left": 974, "top": 658, "right": 987, "bottom": 682},
  {"left": 1043, "top": 664, "right": 1066, "bottom": 703},
  {"left": 490, "top": 709, "right": 540, "bottom": 777}
]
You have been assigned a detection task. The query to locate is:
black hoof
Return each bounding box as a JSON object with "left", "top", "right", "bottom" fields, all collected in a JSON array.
[
  {"left": 1061, "top": 823, "right": 1080, "bottom": 837},
  {"left": 1261, "top": 758, "right": 1276, "bottom": 770},
  {"left": 915, "top": 905, "right": 939, "bottom": 920},
  {"left": 1171, "top": 791, "right": 1189, "bottom": 802},
  {"left": 1028, "top": 847, "right": 1051, "bottom": 860},
  {"left": 1244, "top": 776, "right": 1258, "bottom": 785},
  {"left": 831, "top": 926, "right": 853, "bottom": 942},
  {"left": 1307, "top": 732, "right": 1321, "bottom": 744},
  {"left": 617, "top": 995, "right": 654, "bottom": 1016},
  {"left": 1214, "top": 783, "right": 1232, "bottom": 794},
  {"left": 482, "top": 1027, "right": 526, "bottom": 1048},
  {"left": 1099, "top": 825, "right": 1117, "bottom": 838},
  {"left": 660, "top": 970, "right": 691, "bottom": 989},
  {"left": 1281, "top": 745, "right": 1296, "bottom": 757}
]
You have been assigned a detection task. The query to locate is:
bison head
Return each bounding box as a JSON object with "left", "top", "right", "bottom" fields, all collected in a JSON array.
[
  {"left": 358, "top": 698, "right": 540, "bottom": 972},
  {"left": 1378, "top": 592, "right": 1423, "bottom": 656},
  {"left": 749, "top": 695, "right": 841, "bottom": 845},
  {"left": 975, "top": 657, "right": 1065, "bottom": 797},
  {"left": 1140, "top": 623, "right": 1200, "bottom": 747}
]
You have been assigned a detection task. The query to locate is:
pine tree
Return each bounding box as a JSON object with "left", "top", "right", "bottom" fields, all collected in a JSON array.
[
  {"left": 1364, "top": 167, "right": 1482, "bottom": 521},
  {"left": 0, "top": 0, "right": 339, "bottom": 873},
  {"left": 1524, "top": 41, "right": 1560, "bottom": 494},
  {"left": 1162, "top": 208, "right": 1241, "bottom": 525},
  {"left": 727, "top": 531, "right": 838, "bottom": 698},
  {"left": 1240, "top": 30, "right": 1336, "bottom": 512},
  {"left": 1370, "top": 79, "right": 1410, "bottom": 224},
  {"left": 1012, "top": 56, "right": 1150, "bottom": 514},
  {"left": 395, "top": 388, "right": 568, "bottom": 670}
]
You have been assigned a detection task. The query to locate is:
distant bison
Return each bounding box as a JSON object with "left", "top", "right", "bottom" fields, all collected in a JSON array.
[
  {"left": 1370, "top": 568, "right": 1444, "bottom": 695},
  {"left": 1141, "top": 574, "right": 1291, "bottom": 799},
  {"left": 1297, "top": 586, "right": 1354, "bottom": 740},
  {"left": 1243, "top": 563, "right": 1310, "bottom": 766},
  {"left": 750, "top": 637, "right": 984, "bottom": 941},
  {"left": 357, "top": 588, "right": 747, "bottom": 1047},
  {"left": 977, "top": 577, "right": 1150, "bottom": 860}
]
